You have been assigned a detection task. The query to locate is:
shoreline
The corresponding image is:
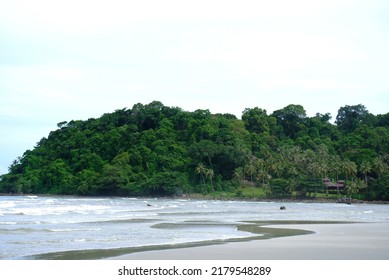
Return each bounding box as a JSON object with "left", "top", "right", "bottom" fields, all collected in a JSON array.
[
  {"left": 2, "top": 192, "right": 388, "bottom": 204},
  {"left": 23, "top": 220, "right": 318, "bottom": 260},
  {"left": 3, "top": 197, "right": 389, "bottom": 260},
  {"left": 108, "top": 222, "right": 389, "bottom": 260},
  {"left": 22, "top": 221, "right": 389, "bottom": 260}
]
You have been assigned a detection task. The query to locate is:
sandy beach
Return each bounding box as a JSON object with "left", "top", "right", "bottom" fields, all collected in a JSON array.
[{"left": 108, "top": 222, "right": 389, "bottom": 260}]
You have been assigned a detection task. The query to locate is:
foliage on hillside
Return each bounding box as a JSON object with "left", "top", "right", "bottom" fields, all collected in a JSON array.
[{"left": 1, "top": 101, "right": 389, "bottom": 200}]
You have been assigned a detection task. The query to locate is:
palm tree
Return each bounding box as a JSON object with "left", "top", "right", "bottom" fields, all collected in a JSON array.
[
  {"left": 205, "top": 168, "right": 214, "bottom": 188},
  {"left": 244, "top": 157, "right": 257, "bottom": 182},
  {"left": 329, "top": 155, "right": 342, "bottom": 181},
  {"left": 195, "top": 163, "right": 206, "bottom": 185},
  {"left": 342, "top": 160, "right": 357, "bottom": 181},
  {"left": 372, "top": 156, "right": 386, "bottom": 178},
  {"left": 346, "top": 179, "right": 367, "bottom": 196},
  {"left": 255, "top": 168, "right": 269, "bottom": 185},
  {"left": 233, "top": 167, "right": 245, "bottom": 186},
  {"left": 269, "top": 160, "right": 283, "bottom": 178},
  {"left": 317, "top": 161, "right": 329, "bottom": 180},
  {"left": 359, "top": 161, "right": 372, "bottom": 184},
  {"left": 307, "top": 162, "right": 320, "bottom": 179}
]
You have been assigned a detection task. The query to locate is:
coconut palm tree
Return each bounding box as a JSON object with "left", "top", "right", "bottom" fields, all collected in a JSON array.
[
  {"left": 372, "top": 156, "right": 386, "bottom": 178},
  {"left": 244, "top": 157, "right": 257, "bottom": 182},
  {"left": 346, "top": 179, "right": 367, "bottom": 196},
  {"left": 233, "top": 167, "right": 245, "bottom": 186},
  {"left": 359, "top": 161, "right": 372, "bottom": 184},
  {"left": 205, "top": 168, "right": 214, "bottom": 187},
  {"left": 269, "top": 159, "right": 283, "bottom": 178},
  {"left": 195, "top": 163, "right": 206, "bottom": 185},
  {"left": 329, "top": 154, "right": 342, "bottom": 181},
  {"left": 255, "top": 168, "right": 269, "bottom": 185},
  {"left": 342, "top": 160, "right": 357, "bottom": 181}
]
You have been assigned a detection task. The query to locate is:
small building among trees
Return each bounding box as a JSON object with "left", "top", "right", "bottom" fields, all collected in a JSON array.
[{"left": 323, "top": 178, "right": 345, "bottom": 193}]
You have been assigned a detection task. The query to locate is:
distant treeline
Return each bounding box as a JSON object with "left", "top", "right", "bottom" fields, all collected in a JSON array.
[{"left": 1, "top": 101, "right": 389, "bottom": 200}]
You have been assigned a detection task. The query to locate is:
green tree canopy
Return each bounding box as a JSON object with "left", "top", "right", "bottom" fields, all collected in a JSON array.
[{"left": 1, "top": 101, "right": 388, "bottom": 200}]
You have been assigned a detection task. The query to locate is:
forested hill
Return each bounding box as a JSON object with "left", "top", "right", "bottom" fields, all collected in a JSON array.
[{"left": 1, "top": 101, "right": 389, "bottom": 200}]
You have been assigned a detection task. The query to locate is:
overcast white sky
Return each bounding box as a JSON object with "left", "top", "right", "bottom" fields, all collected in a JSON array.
[{"left": 1, "top": 0, "right": 389, "bottom": 175}]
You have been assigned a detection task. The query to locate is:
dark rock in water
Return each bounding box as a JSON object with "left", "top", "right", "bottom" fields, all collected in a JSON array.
[
  {"left": 147, "top": 204, "right": 152, "bottom": 207},
  {"left": 280, "top": 206, "right": 286, "bottom": 210}
]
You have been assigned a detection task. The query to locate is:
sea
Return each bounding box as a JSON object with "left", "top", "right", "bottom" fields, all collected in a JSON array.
[{"left": 1, "top": 195, "right": 389, "bottom": 259}]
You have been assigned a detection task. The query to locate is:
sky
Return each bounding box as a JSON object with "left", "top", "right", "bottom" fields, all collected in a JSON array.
[{"left": 0, "top": 0, "right": 388, "bottom": 175}]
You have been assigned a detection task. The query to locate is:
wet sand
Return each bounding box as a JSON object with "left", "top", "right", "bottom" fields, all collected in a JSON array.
[{"left": 108, "top": 223, "right": 389, "bottom": 260}]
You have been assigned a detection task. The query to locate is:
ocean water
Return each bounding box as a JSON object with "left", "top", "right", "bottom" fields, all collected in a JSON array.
[{"left": 1, "top": 195, "right": 389, "bottom": 259}]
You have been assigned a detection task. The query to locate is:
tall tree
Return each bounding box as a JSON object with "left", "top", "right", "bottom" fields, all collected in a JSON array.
[
  {"left": 195, "top": 163, "right": 207, "bottom": 185},
  {"left": 272, "top": 104, "right": 307, "bottom": 139},
  {"left": 335, "top": 104, "right": 374, "bottom": 133},
  {"left": 342, "top": 160, "right": 358, "bottom": 181},
  {"left": 359, "top": 161, "right": 372, "bottom": 183}
]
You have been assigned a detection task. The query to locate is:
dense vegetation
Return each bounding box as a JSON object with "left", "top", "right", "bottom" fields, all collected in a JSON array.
[{"left": 1, "top": 101, "right": 389, "bottom": 200}]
